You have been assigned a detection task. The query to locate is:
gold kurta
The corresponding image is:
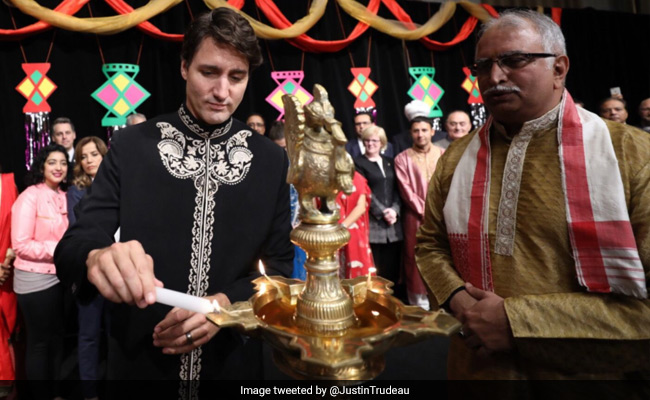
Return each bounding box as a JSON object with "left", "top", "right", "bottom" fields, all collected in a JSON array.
[{"left": 415, "top": 118, "right": 650, "bottom": 379}]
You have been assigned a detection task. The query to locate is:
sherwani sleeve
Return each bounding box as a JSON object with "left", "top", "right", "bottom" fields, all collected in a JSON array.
[
  {"left": 415, "top": 152, "right": 465, "bottom": 308},
  {"left": 394, "top": 153, "right": 425, "bottom": 218}
]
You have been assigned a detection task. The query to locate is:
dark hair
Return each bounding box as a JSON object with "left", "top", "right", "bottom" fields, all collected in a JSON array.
[
  {"left": 246, "top": 113, "right": 265, "bottom": 122},
  {"left": 599, "top": 97, "right": 627, "bottom": 109},
  {"left": 181, "top": 8, "right": 263, "bottom": 70},
  {"left": 409, "top": 116, "right": 433, "bottom": 128},
  {"left": 52, "top": 117, "right": 75, "bottom": 132},
  {"left": 25, "top": 143, "right": 69, "bottom": 189},
  {"left": 73, "top": 136, "right": 108, "bottom": 189},
  {"left": 268, "top": 121, "right": 285, "bottom": 141},
  {"left": 354, "top": 111, "right": 374, "bottom": 124}
]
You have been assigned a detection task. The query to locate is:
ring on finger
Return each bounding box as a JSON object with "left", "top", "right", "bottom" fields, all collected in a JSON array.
[{"left": 185, "top": 331, "right": 194, "bottom": 345}]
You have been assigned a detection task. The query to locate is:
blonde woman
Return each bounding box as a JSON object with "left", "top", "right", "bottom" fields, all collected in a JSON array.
[{"left": 353, "top": 125, "right": 403, "bottom": 284}]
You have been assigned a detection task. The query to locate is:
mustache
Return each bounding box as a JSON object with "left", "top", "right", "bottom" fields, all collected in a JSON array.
[{"left": 483, "top": 85, "right": 521, "bottom": 95}]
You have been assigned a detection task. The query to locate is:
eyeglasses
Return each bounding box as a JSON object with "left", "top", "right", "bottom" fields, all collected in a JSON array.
[{"left": 470, "top": 52, "right": 557, "bottom": 76}]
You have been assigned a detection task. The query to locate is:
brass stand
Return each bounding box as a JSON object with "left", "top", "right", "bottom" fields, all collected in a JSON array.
[{"left": 207, "top": 84, "right": 460, "bottom": 380}]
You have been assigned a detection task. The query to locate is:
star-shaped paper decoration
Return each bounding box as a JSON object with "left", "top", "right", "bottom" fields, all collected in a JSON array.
[
  {"left": 266, "top": 71, "right": 313, "bottom": 120},
  {"left": 461, "top": 67, "right": 483, "bottom": 104},
  {"left": 347, "top": 68, "right": 378, "bottom": 110},
  {"left": 407, "top": 67, "right": 444, "bottom": 118},
  {"left": 16, "top": 63, "right": 57, "bottom": 113},
  {"left": 91, "top": 64, "right": 150, "bottom": 127}
]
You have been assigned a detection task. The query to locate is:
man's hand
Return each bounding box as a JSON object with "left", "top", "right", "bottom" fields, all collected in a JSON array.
[
  {"left": 0, "top": 264, "right": 10, "bottom": 285},
  {"left": 152, "top": 293, "right": 230, "bottom": 355},
  {"left": 0, "top": 249, "right": 15, "bottom": 286},
  {"left": 461, "top": 282, "right": 514, "bottom": 356},
  {"left": 383, "top": 208, "right": 397, "bottom": 225},
  {"left": 449, "top": 288, "right": 479, "bottom": 323},
  {"left": 86, "top": 240, "right": 161, "bottom": 308}
]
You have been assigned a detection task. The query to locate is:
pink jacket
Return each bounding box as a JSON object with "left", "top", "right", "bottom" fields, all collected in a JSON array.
[{"left": 11, "top": 183, "right": 68, "bottom": 275}]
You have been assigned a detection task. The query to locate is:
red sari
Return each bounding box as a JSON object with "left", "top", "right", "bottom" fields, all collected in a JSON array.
[
  {"left": 337, "top": 172, "right": 375, "bottom": 278},
  {"left": 0, "top": 173, "right": 18, "bottom": 381}
]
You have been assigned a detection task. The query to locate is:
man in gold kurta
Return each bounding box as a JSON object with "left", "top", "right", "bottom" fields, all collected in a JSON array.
[{"left": 416, "top": 10, "right": 650, "bottom": 380}]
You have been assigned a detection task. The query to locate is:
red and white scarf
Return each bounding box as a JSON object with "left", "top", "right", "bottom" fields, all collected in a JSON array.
[{"left": 443, "top": 92, "right": 647, "bottom": 299}]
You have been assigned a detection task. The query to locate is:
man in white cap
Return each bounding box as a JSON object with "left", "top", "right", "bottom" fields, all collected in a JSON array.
[{"left": 392, "top": 100, "right": 445, "bottom": 155}]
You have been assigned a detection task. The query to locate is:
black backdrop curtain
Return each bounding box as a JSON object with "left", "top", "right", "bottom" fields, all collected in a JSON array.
[{"left": 1, "top": 1, "right": 649, "bottom": 188}]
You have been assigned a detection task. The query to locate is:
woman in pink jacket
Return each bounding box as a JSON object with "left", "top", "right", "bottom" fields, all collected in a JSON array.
[{"left": 11, "top": 143, "right": 68, "bottom": 399}]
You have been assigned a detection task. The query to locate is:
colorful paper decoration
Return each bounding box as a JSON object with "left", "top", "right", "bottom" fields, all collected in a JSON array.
[
  {"left": 407, "top": 67, "right": 444, "bottom": 118},
  {"left": 16, "top": 63, "right": 57, "bottom": 113},
  {"left": 461, "top": 66, "right": 487, "bottom": 128},
  {"left": 461, "top": 66, "right": 483, "bottom": 104},
  {"left": 265, "top": 71, "right": 313, "bottom": 120},
  {"left": 347, "top": 67, "right": 378, "bottom": 110},
  {"left": 91, "top": 64, "right": 150, "bottom": 127}
]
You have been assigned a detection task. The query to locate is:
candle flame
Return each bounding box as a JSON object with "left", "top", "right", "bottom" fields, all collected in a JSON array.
[
  {"left": 212, "top": 300, "right": 221, "bottom": 313},
  {"left": 369, "top": 267, "right": 377, "bottom": 275},
  {"left": 258, "top": 260, "right": 266, "bottom": 275}
]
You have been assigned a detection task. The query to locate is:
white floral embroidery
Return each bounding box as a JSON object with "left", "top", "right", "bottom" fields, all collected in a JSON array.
[
  {"left": 157, "top": 121, "right": 253, "bottom": 382},
  {"left": 494, "top": 103, "right": 560, "bottom": 256}
]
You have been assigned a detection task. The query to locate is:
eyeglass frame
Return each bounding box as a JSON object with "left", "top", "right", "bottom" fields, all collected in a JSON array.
[{"left": 470, "top": 52, "right": 558, "bottom": 76}]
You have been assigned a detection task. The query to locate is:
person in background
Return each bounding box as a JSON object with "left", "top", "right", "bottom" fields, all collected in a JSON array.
[
  {"left": 67, "top": 136, "right": 108, "bottom": 400},
  {"left": 347, "top": 111, "right": 394, "bottom": 159},
  {"left": 434, "top": 110, "right": 472, "bottom": 149},
  {"left": 246, "top": 113, "right": 266, "bottom": 135},
  {"left": 11, "top": 144, "right": 68, "bottom": 399},
  {"left": 268, "top": 121, "right": 286, "bottom": 149},
  {"left": 51, "top": 117, "right": 76, "bottom": 163},
  {"left": 637, "top": 97, "right": 650, "bottom": 132},
  {"left": 0, "top": 165, "right": 18, "bottom": 398},
  {"left": 395, "top": 116, "right": 444, "bottom": 309},
  {"left": 392, "top": 100, "right": 445, "bottom": 155},
  {"left": 354, "top": 125, "right": 402, "bottom": 284},
  {"left": 126, "top": 113, "right": 147, "bottom": 126},
  {"left": 598, "top": 97, "right": 628, "bottom": 124},
  {"left": 337, "top": 171, "right": 374, "bottom": 279}
]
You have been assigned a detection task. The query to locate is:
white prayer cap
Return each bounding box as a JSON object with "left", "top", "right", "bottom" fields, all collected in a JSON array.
[{"left": 404, "top": 100, "right": 431, "bottom": 121}]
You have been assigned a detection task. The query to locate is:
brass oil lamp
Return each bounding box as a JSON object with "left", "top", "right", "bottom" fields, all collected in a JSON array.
[{"left": 207, "top": 85, "right": 459, "bottom": 380}]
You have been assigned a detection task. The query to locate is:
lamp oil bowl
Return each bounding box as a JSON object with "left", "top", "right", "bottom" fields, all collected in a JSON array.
[
  {"left": 206, "top": 85, "right": 460, "bottom": 381},
  {"left": 208, "top": 266, "right": 459, "bottom": 380}
]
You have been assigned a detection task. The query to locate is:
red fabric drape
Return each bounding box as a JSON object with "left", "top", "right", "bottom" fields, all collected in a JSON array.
[
  {"left": 256, "top": 0, "right": 381, "bottom": 53},
  {"left": 380, "top": 0, "right": 498, "bottom": 51},
  {"left": 105, "top": 0, "right": 183, "bottom": 42},
  {"left": 1, "top": 0, "right": 497, "bottom": 51},
  {"left": 551, "top": 7, "right": 562, "bottom": 26},
  {"left": 0, "top": 0, "right": 89, "bottom": 41}
]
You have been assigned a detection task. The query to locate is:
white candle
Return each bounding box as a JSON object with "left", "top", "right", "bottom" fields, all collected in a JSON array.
[{"left": 155, "top": 287, "right": 216, "bottom": 314}]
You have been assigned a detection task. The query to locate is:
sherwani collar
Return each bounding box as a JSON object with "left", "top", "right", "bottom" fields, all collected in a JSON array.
[{"left": 178, "top": 103, "right": 234, "bottom": 140}]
